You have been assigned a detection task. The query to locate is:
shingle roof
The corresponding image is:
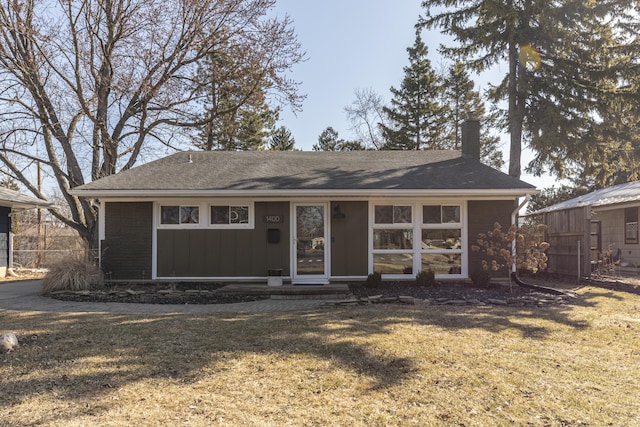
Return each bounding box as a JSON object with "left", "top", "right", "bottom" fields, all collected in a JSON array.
[
  {"left": 532, "top": 180, "right": 640, "bottom": 214},
  {"left": 72, "top": 150, "right": 536, "bottom": 196},
  {"left": 0, "top": 188, "right": 53, "bottom": 209}
]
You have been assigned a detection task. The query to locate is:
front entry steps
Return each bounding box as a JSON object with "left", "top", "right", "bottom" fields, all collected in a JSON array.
[{"left": 217, "top": 283, "right": 351, "bottom": 300}]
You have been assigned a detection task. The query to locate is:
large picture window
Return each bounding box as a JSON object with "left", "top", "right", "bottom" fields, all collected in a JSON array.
[{"left": 371, "top": 202, "right": 464, "bottom": 277}]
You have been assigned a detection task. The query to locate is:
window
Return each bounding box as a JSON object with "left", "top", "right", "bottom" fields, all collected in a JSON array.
[
  {"left": 421, "top": 205, "right": 463, "bottom": 275},
  {"left": 372, "top": 205, "right": 414, "bottom": 274},
  {"left": 158, "top": 202, "right": 254, "bottom": 228},
  {"left": 625, "top": 207, "right": 638, "bottom": 244},
  {"left": 371, "top": 202, "right": 464, "bottom": 278},
  {"left": 211, "top": 205, "right": 249, "bottom": 225},
  {"left": 160, "top": 205, "right": 199, "bottom": 225}
]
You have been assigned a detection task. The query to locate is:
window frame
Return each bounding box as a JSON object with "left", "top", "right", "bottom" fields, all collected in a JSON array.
[
  {"left": 625, "top": 207, "right": 638, "bottom": 244},
  {"left": 370, "top": 200, "right": 466, "bottom": 278},
  {"left": 156, "top": 201, "right": 255, "bottom": 229}
]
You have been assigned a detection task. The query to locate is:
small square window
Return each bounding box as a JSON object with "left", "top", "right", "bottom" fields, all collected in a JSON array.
[
  {"left": 423, "top": 205, "right": 441, "bottom": 224},
  {"left": 393, "top": 206, "right": 412, "bottom": 223},
  {"left": 374, "top": 205, "right": 393, "bottom": 224},
  {"left": 211, "top": 206, "right": 230, "bottom": 224},
  {"left": 161, "top": 206, "right": 180, "bottom": 225},
  {"left": 180, "top": 206, "right": 199, "bottom": 224},
  {"left": 442, "top": 206, "right": 460, "bottom": 223},
  {"left": 230, "top": 206, "right": 249, "bottom": 224}
]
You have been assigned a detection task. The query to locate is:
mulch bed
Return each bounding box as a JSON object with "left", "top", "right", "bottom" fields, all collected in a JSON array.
[{"left": 46, "top": 279, "right": 574, "bottom": 305}]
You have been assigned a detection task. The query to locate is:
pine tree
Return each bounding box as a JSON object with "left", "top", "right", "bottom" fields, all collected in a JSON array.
[
  {"left": 313, "top": 127, "right": 365, "bottom": 151},
  {"left": 269, "top": 126, "right": 296, "bottom": 151},
  {"left": 380, "top": 30, "right": 445, "bottom": 150},
  {"left": 441, "top": 62, "right": 504, "bottom": 169},
  {"left": 421, "top": 0, "right": 639, "bottom": 180}
]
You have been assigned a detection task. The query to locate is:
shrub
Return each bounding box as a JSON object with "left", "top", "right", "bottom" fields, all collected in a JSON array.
[
  {"left": 365, "top": 271, "right": 382, "bottom": 288},
  {"left": 415, "top": 269, "right": 436, "bottom": 287},
  {"left": 471, "top": 221, "right": 550, "bottom": 278},
  {"left": 470, "top": 269, "right": 491, "bottom": 287},
  {"left": 41, "top": 258, "right": 104, "bottom": 294}
]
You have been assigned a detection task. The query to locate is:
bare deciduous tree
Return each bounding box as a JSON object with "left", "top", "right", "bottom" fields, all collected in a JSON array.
[
  {"left": 0, "top": 0, "right": 304, "bottom": 247},
  {"left": 344, "top": 87, "right": 386, "bottom": 150}
]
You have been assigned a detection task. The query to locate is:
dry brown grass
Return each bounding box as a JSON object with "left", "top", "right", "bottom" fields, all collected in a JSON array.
[
  {"left": 40, "top": 259, "right": 103, "bottom": 293},
  {"left": 1, "top": 284, "right": 639, "bottom": 426}
]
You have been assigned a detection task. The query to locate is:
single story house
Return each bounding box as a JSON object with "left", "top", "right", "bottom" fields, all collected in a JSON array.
[
  {"left": 531, "top": 180, "right": 640, "bottom": 278},
  {"left": 0, "top": 187, "right": 53, "bottom": 277},
  {"left": 71, "top": 122, "right": 537, "bottom": 284}
]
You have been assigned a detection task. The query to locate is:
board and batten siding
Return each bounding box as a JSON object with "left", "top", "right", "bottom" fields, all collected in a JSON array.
[
  {"left": 330, "top": 201, "right": 368, "bottom": 277},
  {"left": 157, "top": 202, "right": 290, "bottom": 278},
  {"left": 0, "top": 206, "right": 10, "bottom": 275},
  {"left": 467, "top": 200, "right": 516, "bottom": 275},
  {"left": 102, "top": 202, "right": 153, "bottom": 280}
]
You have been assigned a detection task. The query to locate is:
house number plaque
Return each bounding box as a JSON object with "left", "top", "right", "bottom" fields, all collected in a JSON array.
[{"left": 264, "top": 215, "right": 283, "bottom": 224}]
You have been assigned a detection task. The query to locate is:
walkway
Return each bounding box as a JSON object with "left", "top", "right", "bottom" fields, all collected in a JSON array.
[{"left": 0, "top": 280, "right": 329, "bottom": 314}]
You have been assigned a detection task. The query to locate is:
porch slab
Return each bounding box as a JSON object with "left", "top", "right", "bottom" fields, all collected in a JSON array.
[{"left": 217, "top": 283, "right": 351, "bottom": 299}]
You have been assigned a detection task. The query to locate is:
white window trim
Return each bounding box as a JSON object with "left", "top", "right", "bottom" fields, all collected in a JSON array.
[
  {"left": 208, "top": 203, "right": 255, "bottom": 229},
  {"left": 155, "top": 200, "right": 255, "bottom": 229},
  {"left": 369, "top": 199, "right": 468, "bottom": 279}
]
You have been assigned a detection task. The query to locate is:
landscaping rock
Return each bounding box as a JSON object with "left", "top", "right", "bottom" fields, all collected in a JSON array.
[{"left": 0, "top": 333, "right": 19, "bottom": 352}]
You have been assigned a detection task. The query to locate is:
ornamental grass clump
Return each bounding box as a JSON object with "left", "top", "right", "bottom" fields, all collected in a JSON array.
[
  {"left": 472, "top": 221, "right": 550, "bottom": 279},
  {"left": 41, "top": 258, "right": 104, "bottom": 294}
]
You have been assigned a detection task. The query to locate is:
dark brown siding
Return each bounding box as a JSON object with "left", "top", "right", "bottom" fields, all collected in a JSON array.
[
  {"left": 330, "top": 201, "right": 368, "bottom": 276},
  {"left": 157, "top": 202, "right": 290, "bottom": 277},
  {"left": 0, "top": 207, "right": 10, "bottom": 268},
  {"left": 102, "top": 202, "right": 153, "bottom": 280},
  {"left": 467, "top": 200, "right": 516, "bottom": 275}
]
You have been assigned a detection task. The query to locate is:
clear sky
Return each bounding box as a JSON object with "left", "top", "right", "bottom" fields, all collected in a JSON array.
[{"left": 271, "top": 0, "right": 558, "bottom": 191}]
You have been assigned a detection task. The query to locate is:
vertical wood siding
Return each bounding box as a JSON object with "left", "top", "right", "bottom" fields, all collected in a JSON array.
[
  {"left": 0, "top": 207, "right": 10, "bottom": 268},
  {"left": 102, "top": 202, "right": 153, "bottom": 280},
  {"left": 157, "top": 202, "right": 290, "bottom": 278},
  {"left": 330, "top": 201, "right": 368, "bottom": 276},
  {"left": 467, "top": 200, "right": 515, "bottom": 276}
]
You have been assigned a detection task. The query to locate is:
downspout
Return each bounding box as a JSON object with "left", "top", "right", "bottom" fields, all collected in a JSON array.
[{"left": 511, "top": 195, "right": 531, "bottom": 274}]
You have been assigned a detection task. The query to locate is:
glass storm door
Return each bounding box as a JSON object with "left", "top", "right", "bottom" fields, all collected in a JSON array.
[{"left": 293, "top": 204, "right": 328, "bottom": 283}]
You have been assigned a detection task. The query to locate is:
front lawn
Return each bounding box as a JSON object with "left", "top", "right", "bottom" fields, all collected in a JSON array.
[{"left": 1, "top": 284, "right": 639, "bottom": 426}]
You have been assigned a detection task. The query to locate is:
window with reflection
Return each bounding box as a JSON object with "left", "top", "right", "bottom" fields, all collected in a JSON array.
[{"left": 160, "top": 205, "right": 199, "bottom": 225}]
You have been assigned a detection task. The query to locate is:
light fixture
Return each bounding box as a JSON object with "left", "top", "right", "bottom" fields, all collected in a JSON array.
[{"left": 333, "top": 204, "right": 345, "bottom": 219}]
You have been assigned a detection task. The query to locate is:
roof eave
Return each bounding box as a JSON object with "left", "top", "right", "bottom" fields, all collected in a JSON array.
[{"left": 70, "top": 188, "right": 539, "bottom": 199}]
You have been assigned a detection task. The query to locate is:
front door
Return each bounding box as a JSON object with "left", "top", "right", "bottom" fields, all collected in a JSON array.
[{"left": 293, "top": 203, "right": 329, "bottom": 284}]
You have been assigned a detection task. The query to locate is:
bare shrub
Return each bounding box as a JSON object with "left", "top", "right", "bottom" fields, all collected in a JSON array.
[{"left": 41, "top": 259, "right": 104, "bottom": 294}]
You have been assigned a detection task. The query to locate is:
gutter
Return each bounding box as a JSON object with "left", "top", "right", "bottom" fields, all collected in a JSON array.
[{"left": 511, "top": 195, "right": 531, "bottom": 274}]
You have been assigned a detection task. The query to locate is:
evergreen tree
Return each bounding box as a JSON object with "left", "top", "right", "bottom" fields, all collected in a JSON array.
[
  {"left": 380, "top": 29, "right": 445, "bottom": 150},
  {"left": 313, "top": 127, "right": 365, "bottom": 151},
  {"left": 421, "top": 0, "right": 639, "bottom": 180},
  {"left": 441, "top": 62, "right": 504, "bottom": 169},
  {"left": 196, "top": 40, "right": 279, "bottom": 151},
  {"left": 269, "top": 126, "right": 296, "bottom": 151}
]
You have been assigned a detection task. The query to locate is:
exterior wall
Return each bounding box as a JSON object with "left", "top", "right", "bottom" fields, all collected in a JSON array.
[
  {"left": 467, "top": 200, "right": 515, "bottom": 276},
  {"left": 157, "top": 201, "right": 289, "bottom": 278},
  {"left": 0, "top": 206, "right": 9, "bottom": 277},
  {"left": 330, "top": 201, "right": 368, "bottom": 277},
  {"left": 102, "top": 202, "right": 153, "bottom": 280},
  {"left": 597, "top": 207, "right": 640, "bottom": 268},
  {"left": 543, "top": 207, "right": 590, "bottom": 277}
]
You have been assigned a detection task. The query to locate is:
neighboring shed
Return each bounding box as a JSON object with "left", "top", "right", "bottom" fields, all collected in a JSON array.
[
  {"left": 531, "top": 181, "right": 640, "bottom": 278},
  {"left": 0, "top": 188, "right": 53, "bottom": 277}
]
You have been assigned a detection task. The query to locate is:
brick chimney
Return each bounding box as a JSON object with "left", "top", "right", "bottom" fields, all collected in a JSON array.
[{"left": 461, "top": 118, "right": 480, "bottom": 161}]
